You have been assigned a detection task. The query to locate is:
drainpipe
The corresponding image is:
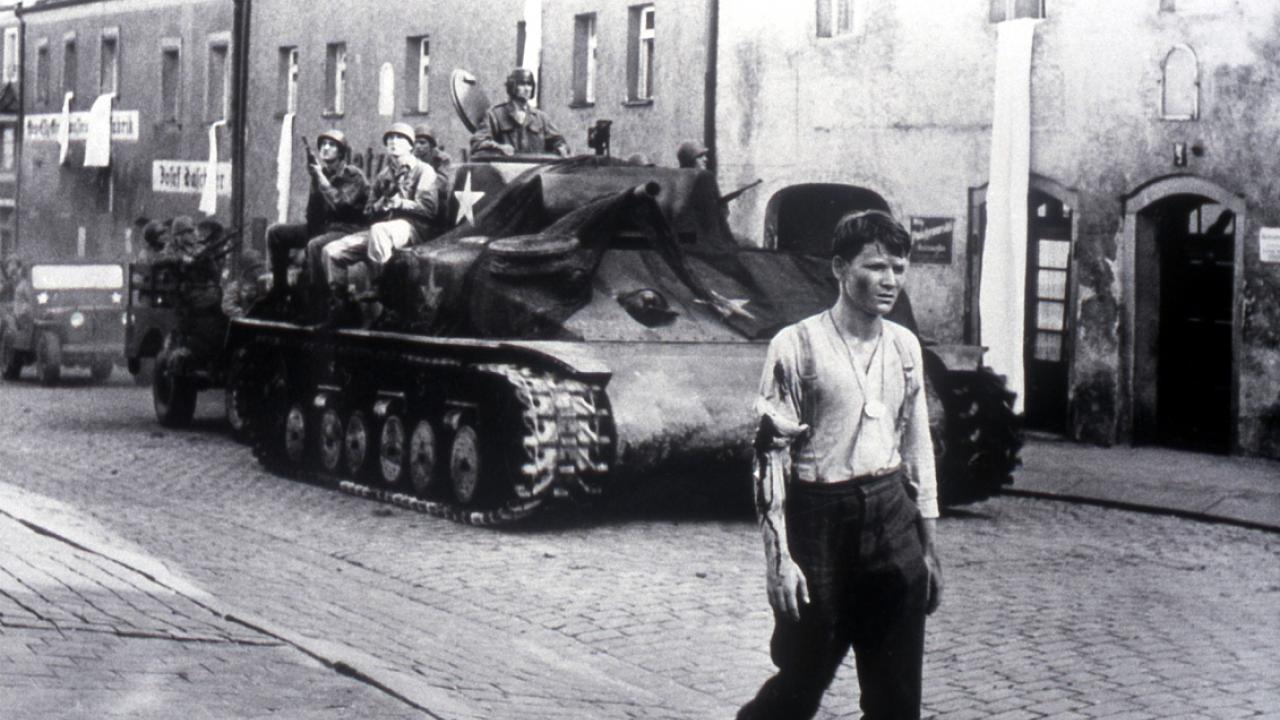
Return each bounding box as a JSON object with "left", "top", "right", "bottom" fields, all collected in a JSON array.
[
  {"left": 704, "top": 0, "right": 718, "bottom": 173},
  {"left": 230, "top": 0, "right": 250, "bottom": 254},
  {"left": 14, "top": 1, "right": 25, "bottom": 255}
]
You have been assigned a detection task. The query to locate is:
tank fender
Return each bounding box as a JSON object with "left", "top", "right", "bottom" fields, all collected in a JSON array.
[{"left": 498, "top": 340, "right": 612, "bottom": 384}]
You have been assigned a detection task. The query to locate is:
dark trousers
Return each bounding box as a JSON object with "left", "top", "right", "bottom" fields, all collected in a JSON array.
[
  {"left": 738, "top": 471, "right": 929, "bottom": 720},
  {"left": 266, "top": 223, "right": 349, "bottom": 296}
]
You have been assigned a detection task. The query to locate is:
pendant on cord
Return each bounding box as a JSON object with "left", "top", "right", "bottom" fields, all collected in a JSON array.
[{"left": 864, "top": 400, "right": 886, "bottom": 419}]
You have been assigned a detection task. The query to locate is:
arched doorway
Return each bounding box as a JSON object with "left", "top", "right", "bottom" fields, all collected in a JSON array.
[
  {"left": 1124, "top": 176, "right": 1244, "bottom": 453},
  {"left": 765, "top": 183, "right": 890, "bottom": 255},
  {"left": 968, "top": 175, "right": 1079, "bottom": 434}
]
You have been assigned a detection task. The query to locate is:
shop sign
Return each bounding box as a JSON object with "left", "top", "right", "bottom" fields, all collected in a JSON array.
[
  {"left": 909, "top": 216, "right": 954, "bottom": 264},
  {"left": 1260, "top": 227, "right": 1280, "bottom": 264},
  {"left": 152, "top": 160, "right": 231, "bottom": 196},
  {"left": 24, "top": 111, "right": 140, "bottom": 142}
]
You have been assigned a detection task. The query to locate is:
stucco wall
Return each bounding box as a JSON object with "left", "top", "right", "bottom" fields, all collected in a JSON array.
[
  {"left": 540, "top": 0, "right": 710, "bottom": 168},
  {"left": 18, "top": 0, "right": 232, "bottom": 261},
  {"left": 717, "top": 0, "right": 1280, "bottom": 456}
]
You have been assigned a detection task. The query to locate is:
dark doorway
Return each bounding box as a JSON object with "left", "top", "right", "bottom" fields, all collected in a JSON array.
[
  {"left": 1023, "top": 191, "right": 1073, "bottom": 433},
  {"left": 766, "top": 184, "right": 890, "bottom": 255},
  {"left": 1134, "top": 195, "right": 1234, "bottom": 453}
]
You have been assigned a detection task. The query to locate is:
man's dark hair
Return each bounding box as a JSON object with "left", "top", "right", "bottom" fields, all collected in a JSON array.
[{"left": 831, "top": 210, "right": 911, "bottom": 261}]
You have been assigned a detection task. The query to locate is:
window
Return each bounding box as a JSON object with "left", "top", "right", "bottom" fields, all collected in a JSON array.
[
  {"left": 160, "top": 39, "right": 181, "bottom": 123},
  {"left": 816, "top": 0, "right": 852, "bottom": 38},
  {"left": 1161, "top": 45, "right": 1199, "bottom": 120},
  {"left": 2, "top": 127, "right": 13, "bottom": 171},
  {"left": 35, "top": 39, "right": 49, "bottom": 106},
  {"left": 325, "top": 42, "right": 347, "bottom": 116},
  {"left": 277, "top": 46, "right": 298, "bottom": 114},
  {"left": 404, "top": 36, "right": 430, "bottom": 114},
  {"left": 99, "top": 29, "right": 119, "bottom": 96},
  {"left": 572, "top": 14, "right": 597, "bottom": 105},
  {"left": 62, "top": 33, "right": 78, "bottom": 107},
  {"left": 990, "top": 0, "right": 1045, "bottom": 22},
  {"left": 206, "top": 38, "right": 229, "bottom": 121},
  {"left": 2, "top": 27, "right": 18, "bottom": 84},
  {"left": 627, "top": 5, "right": 655, "bottom": 102}
]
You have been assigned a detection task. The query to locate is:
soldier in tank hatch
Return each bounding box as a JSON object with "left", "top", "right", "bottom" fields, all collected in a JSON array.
[{"left": 471, "top": 68, "right": 570, "bottom": 158}]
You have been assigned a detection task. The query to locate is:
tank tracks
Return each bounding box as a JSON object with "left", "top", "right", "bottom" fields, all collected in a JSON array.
[{"left": 234, "top": 337, "right": 615, "bottom": 526}]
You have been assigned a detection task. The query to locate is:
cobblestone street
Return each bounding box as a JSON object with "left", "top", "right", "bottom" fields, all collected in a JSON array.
[{"left": 1, "top": 377, "right": 1277, "bottom": 718}]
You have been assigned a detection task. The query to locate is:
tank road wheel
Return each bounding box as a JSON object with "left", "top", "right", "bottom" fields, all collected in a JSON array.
[
  {"left": 283, "top": 403, "right": 309, "bottom": 465},
  {"left": 449, "top": 423, "right": 483, "bottom": 505},
  {"left": 318, "top": 408, "right": 345, "bottom": 474},
  {"left": 344, "top": 411, "right": 373, "bottom": 477},
  {"left": 408, "top": 420, "right": 438, "bottom": 497},
  {"left": 153, "top": 346, "right": 197, "bottom": 427},
  {"left": 379, "top": 414, "right": 408, "bottom": 485},
  {"left": 1, "top": 330, "right": 23, "bottom": 380},
  {"left": 36, "top": 331, "right": 62, "bottom": 386},
  {"left": 90, "top": 358, "right": 114, "bottom": 383}
]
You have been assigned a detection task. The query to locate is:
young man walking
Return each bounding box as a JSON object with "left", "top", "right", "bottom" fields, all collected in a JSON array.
[{"left": 738, "top": 210, "right": 943, "bottom": 720}]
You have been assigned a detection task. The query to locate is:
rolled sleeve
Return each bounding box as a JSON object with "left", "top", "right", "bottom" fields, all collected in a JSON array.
[
  {"left": 754, "top": 329, "right": 807, "bottom": 452},
  {"left": 899, "top": 336, "right": 939, "bottom": 518}
]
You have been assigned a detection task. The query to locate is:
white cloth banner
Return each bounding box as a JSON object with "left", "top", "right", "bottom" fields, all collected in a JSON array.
[
  {"left": 83, "top": 93, "right": 116, "bottom": 168},
  {"left": 199, "top": 120, "right": 227, "bottom": 216},
  {"left": 979, "top": 18, "right": 1038, "bottom": 415},
  {"left": 57, "top": 91, "right": 74, "bottom": 165},
  {"left": 275, "top": 113, "right": 295, "bottom": 224},
  {"left": 522, "top": 0, "right": 542, "bottom": 108}
]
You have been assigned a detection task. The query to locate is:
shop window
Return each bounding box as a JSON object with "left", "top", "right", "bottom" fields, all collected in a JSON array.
[
  {"left": 816, "top": 0, "right": 852, "bottom": 38},
  {"left": 1161, "top": 45, "right": 1198, "bottom": 120},
  {"left": 990, "top": 0, "right": 1045, "bottom": 22},
  {"left": 2, "top": 27, "right": 18, "bottom": 84},
  {"left": 99, "top": 29, "right": 118, "bottom": 96},
  {"left": 627, "top": 4, "right": 655, "bottom": 102},
  {"left": 325, "top": 42, "right": 347, "bottom": 116},
  {"left": 207, "top": 37, "right": 229, "bottom": 122},
  {"left": 62, "top": 33, "right": 77, "bottom": 107},
  {"left": 160, "top": 39, "right": 181, "bottom": 124},
  {"left": 35, "top": 39, "right": 49, "bottom": 107},
  {"left": 572, "top": 13, "right": 597, "bottom": 106},
  {"left": 404, "top": 36, "right": 430, "bottom": 114},
  {"left": 277, "top": 46, "right": 298, "bottom": 114}
]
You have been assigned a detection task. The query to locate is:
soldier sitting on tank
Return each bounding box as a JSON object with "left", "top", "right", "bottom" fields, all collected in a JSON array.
[
  {"left": 470, "top": 68, "right": 570, "bottom": 157},
  {"left": 676, "top": 140, "right": 709, "bottom": 170},
  {"left": 221, "top": 248, "right": 269, "bottom": 320},
  {"left": 323, "top": 122, "right": 440, "bottom": 323},
  {"left": 413, "top": 123, "right": 456, "bottom": 233},
  {"left": 262, "top": 129, "right": 370, "bottom": 314}
]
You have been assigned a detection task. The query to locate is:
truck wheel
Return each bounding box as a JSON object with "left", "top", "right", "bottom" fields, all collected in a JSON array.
[
  {"left": 153, "top": 347, "right": 198, "bottom": 427},
  {"left": 90, "top": 358, "right": 114, "bottom": 383},
  {"left": 0, "top": 331, "right": 21, "bottom": 380},
  {"left": 36, "top": 331, "right": 62, "bottom": 386}
]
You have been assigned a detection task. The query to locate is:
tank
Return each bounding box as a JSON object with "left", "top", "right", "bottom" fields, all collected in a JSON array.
[{"left": 222, "top": 71, "right": 1019, "bottom": 524}]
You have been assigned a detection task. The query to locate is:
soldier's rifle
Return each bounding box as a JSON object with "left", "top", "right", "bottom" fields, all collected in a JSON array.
[{"left": 719, "top": 179, "right": 763, "bottom": 207}]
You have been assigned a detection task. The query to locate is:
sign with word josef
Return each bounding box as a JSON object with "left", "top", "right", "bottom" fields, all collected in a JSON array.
[
  {"left": 24, "top": 111, "right": 140, "bottom": 142},
  {"left": 909, "top": 217, "right": 954, "bottom": 264},
  {"left": 1261, "top": 227, "right": 1280, "bottom": 264},
  {"left": 152, "top": 160, "right": 232, "bottom": 196}
]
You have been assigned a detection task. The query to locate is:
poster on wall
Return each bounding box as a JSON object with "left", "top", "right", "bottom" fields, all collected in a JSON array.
[
  {"left": 1260, "top": 227, "right": 1280, "bottom": 264},
  {"left": 152, "top": 160, "right": 232, "bottom": 197},
  {"left": 25, "top": 110, "right": 140, "bottom": 143},
  {"left": 909, "top": 216, "right": 954, "bottom": 264}
]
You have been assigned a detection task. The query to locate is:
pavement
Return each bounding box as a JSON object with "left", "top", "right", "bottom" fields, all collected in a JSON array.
[{"left": 1012, "top": 435, "right": 1280, "bottom": 532}]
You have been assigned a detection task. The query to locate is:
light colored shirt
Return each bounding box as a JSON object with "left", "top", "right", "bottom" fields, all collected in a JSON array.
[{"left": 756, "top": 311, "right": 939, "bottom": 518}]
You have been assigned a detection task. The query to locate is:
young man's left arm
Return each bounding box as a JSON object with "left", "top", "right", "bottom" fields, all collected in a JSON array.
[{"left": 900, "top": 333, "right": 943, "bottom": 614}]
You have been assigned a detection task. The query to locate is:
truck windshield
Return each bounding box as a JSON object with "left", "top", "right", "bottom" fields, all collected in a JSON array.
[{"left": 30, "top": 264, "right": 125, "bottom": 290}]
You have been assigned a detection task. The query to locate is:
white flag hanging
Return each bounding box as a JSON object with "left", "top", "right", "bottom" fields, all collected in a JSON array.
[
  {"left": 83, "top": 93, "right": 116, "bottom": 168},
  {"left": 199, "top": 120, "right": 227, "bottom": 216},
  {"left": 521, "top": 0, "right": 542, "bottom": 108},
  {"left": 57, "top": 91, "right": 74, "bottom": 165},
  {"left": 978, "top": 18, "right": 1039, "bottom": 414},
  {"left": 276, "top": 113, "right": 295, "bottom": 224}
]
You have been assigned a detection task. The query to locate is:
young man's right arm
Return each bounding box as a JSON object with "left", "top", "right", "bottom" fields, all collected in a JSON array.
[{"left": 754, "top": 332, "right": 811, "bottom": 621}]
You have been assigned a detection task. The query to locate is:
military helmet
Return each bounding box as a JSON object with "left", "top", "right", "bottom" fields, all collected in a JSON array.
[
  {"left": 316, "top": 128, "right": 350, "bottom": 158},
  {"left": 382, "top": 122, "right": 416, "bottom": 146},
  {"left": 676, "top": 141, "right": 708, "bottom": 168},
  {"left": 413, "top": 123, "right": 436, "bottom": 146},
  {"left": 505, "top": 67, "right": 537, "bottom": 98}
]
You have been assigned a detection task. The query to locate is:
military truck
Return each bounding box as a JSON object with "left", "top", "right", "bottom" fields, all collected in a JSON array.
[{"left": 1, "top": 261, "right": 125, "bottom": 385}]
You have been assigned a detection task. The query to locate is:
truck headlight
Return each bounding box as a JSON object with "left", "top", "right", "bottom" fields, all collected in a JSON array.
[
  {"left": 37, "top": 292, "right": 49, "bottom": 305},
  {"left": 69, "top": 312, "right": 86, "bottom": 328}
]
